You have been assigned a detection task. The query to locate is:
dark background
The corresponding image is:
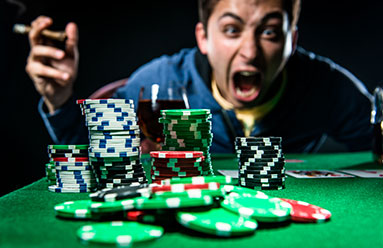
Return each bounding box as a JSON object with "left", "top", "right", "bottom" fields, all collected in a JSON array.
[{"left": 1, "top": 0, "right": 382, "bottom": 196}]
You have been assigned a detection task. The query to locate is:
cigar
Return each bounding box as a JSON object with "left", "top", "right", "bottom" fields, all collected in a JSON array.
[{"left": 13, "top": 24, "right": 67, "bottom": 42}]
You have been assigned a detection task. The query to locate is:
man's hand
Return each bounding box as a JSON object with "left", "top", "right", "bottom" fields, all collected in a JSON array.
[{"left": 25, "top": 16, "right": 79, "bottom": 114}]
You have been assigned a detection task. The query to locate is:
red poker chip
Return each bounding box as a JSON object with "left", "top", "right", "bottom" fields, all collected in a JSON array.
[
  {"left": 279, "top": 198, "right": 332, "bottom": 223},
  {"left": 151, "top": 182, "right": 220, "bottom": 193},
  {"left": 151, "top": 162, "right": 202, "bottom": 169},
  {"left": 151, "top": 169, "right": 202, "bottom": 177},
  {"left": 51, "top": 157, "right": 89, "bottom": 162},
  {"left": 76, "top": 99, "right": 86, "bottom": 104},
  {"left": 150, "top": 151, "right": 203, "bottom": 159}
]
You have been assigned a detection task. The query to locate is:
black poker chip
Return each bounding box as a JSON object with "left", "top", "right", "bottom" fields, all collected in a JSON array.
[{"left": 234, "top": 145, "right": 281, "bottom": 151}]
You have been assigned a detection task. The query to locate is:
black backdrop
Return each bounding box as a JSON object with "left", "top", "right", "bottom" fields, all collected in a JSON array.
[{"left": 1, "top": 0, "right": 382, "bottom": 196}]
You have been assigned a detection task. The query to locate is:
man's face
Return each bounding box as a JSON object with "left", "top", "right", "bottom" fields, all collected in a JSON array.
[{"left": 197, "top": 0, "right": 295, "bottom": 108}]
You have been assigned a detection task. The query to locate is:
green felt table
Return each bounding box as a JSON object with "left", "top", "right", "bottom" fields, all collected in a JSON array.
[{"left": 1, "top": 151, "right": 383, "bottom": 248}]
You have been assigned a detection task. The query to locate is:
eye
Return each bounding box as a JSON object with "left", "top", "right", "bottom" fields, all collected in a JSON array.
[
  {"left": 223, "top": 25, "right": 241, "bottom": 37},
  {"left": 259, "top": 26, "right": 282, "bottom": 41}
]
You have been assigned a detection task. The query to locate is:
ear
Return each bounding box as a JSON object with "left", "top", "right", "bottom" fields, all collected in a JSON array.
[
  {"left": 291, "top": 26, "right": 298, "bottom": 55},
  {"left": 195, "top": 22, "right": 208, "bottom": 55}
]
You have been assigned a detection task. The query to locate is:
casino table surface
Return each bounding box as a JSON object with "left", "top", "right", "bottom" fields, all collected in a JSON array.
[{"left": 1, "top": 151, "right": 382, "bottom": 248}]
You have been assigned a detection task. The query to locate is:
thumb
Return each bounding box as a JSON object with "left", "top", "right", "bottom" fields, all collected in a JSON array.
[{"left": 65, "top": 22, "right": 79, "bottom": 56}]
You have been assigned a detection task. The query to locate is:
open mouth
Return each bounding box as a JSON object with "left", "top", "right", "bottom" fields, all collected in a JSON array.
[{"left": 232, "top": 71, "right": 262, "bottom": 102}]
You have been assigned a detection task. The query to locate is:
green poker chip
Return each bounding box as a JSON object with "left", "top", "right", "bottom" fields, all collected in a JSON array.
[
  {"left": 177, "top": 207, "right": 258, "bottom": 237},
  {"left": 220, "top": 186, "right": 292, "bottom": 222},
  {"left": 154, "top": 188, "right": 225, "bottom": 199},
  {"left": 161, "top": 109, "right": 211, "bottom": 116},
  {"left": 161, "top": 176, "right": 235, "bottom": 185},
  {"left": 77, "top": 221, "right": 163, "bottom": 246},
  {"left": 54, "top": 200, "right": 92, "bottom": 219},
  {"left": 135, "top": 194, "right": 214, "bottom": 210},
  {"left": 159, "top": 118, "right": 211, "bottom": 124},
  {"left": 48, "top": 144, "right": 89, "bottom": 150}
]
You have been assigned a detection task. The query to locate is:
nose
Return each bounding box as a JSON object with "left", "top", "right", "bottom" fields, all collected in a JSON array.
[{"left": 239, "top": 33, "right": 258, "bottom": 62}]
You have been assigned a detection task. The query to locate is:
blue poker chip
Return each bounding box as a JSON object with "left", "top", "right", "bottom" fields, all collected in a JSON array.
[
  {"left": 82, "top": 99, "right": 134, "bottom": 105},
  {"left": 89, "top": 146, "right": 138, "bottom": 153},
  {"left": 83, "top": 102, "right": 134, "bottom": 109},
  {"left": 85, "top": 107, "right": 134, "bottom": 113},
  {"left": 56, "top": 175, "right": 92, "bottom": 180},
  {"left": 87, "top": 116, "right": 136, "bottom": 122},
  {"left": 92, "top": 143, "right": 140, "bottom": 149},
  {"left": 48, "top": 185, "right": 93, "bottom": 193},
  {"left": 86, "top": 112, "right": 135, "bottom": 118},
  {"left": 86, "top": 120, "right": 138, "bottom": 127},
  {"left": 55, "top": 165, "right": 92, "bottom": 171},
  {"left": 56, "top": 170, "right": 92, "bottom": 175},
  {"left": 90, "top": 125, "right": 140, "bottom": 131},
  {"left": 54, "top": 161, "right": 90, "bottom": 166},
  {"left": 89, "top": 151, "right": 139, "bottom": 158}
]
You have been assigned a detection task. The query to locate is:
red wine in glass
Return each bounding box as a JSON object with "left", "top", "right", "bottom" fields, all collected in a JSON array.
[{"left": 137, "top": 85, "right": 188, "bottom": 144}]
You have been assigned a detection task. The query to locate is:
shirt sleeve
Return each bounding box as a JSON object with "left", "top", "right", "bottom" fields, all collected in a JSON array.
[{"left": 38, "top": 96, "right": 88, "bottom": 144}]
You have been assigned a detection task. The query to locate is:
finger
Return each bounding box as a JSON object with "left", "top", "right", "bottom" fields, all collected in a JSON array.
[
  {"left": 29, "top": 16, "right": 53, "bottom": 47},
  {"left": 30, "top": 45, "right": 65, "bottom": 60},
  {"left": 26, "top": 61, "right": 70, "bottom": 84},
  {"left": 65, "top": 22, "right": 79, "bottom": 56}
]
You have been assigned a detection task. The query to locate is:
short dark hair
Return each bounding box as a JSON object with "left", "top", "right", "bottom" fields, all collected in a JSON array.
[{"left": 198, "top": 0, "right": 301, "bottom": 30}]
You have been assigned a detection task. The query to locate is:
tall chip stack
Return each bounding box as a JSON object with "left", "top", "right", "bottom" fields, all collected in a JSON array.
[
  {"left": 77, "top": 99, "right": 147, "bottom": 189},
  {"left": 159, "top": 109, "right": 214, "bottom": 176},
  {"left": 235, "top": 137, "right": 286, "bottom": 190},
  {"left": 47, "top": 144, "right": 97, "bottom": 193}
]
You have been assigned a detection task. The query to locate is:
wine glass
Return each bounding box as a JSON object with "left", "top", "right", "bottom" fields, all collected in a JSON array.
[{"left": 137, "top": 83, "right": 189, "bottom": 152}]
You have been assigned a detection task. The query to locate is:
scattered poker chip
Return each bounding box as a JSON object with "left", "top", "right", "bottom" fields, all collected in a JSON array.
[
  {"left": 48, "top": 185, "right": 94, "bottom": 193},
  {"left": 134, "top": 194, "right": 214, "bottom": 210},
  {"left": 150, "top": 151, "right": 203, "bottom": 159},
  {"left": 221, "top": 187, "right": 292, "bottom": 222},
  {"left": 151, "top": 182, "right": 220, "bottom": 193},
  {"left": 54, "top": 200, "right": 93, "bottom": 219},
  {"left": 77, "top": 221, "right": 164, "bottom": 246},
  {"left": 279, "top": 198, "right": 332, "bottom": 223},
  {"left": 90, "top": 184, "right": 151, "bottom": 202},
  {"left": 160, "top": 176, "right": 235, "bottom": 185},
  {"left": 176, "top": 207, "right": 258, "bottom": 237}
]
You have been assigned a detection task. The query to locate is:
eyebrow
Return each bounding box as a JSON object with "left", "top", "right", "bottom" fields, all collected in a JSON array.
[{"left": 218, "top": 11, "right": 284, "bottom": 25}]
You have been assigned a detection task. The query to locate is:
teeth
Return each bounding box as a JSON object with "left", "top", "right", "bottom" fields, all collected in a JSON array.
[
  {"left": 236, "top": 87, "right": 256, "bottom": 97},
  {"left": 239, "top": 71, "right": 256, "bottom": 77}
]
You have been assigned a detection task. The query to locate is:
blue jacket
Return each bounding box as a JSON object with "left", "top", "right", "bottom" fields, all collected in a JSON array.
[{"left": 39, "top": 47, "right": 373, "bottom": 153}]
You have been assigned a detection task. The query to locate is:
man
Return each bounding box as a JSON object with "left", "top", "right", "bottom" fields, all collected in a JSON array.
[{"left": 26, "top": 0, "right": 373, "bottom": 153}]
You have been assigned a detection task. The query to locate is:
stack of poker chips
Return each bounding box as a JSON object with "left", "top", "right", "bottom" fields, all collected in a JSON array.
[
  {"left": 77, "top": 99, "right": 147, "bottom": 189},
  {"left": 47, "top": 144, "right": 97, "bottom": 193},
  {"left": 235, "top": 137, "right": 286, "bottom": 190},
  {"left": 149, "top": 151, "right": 205, "bottom": 183},
  {"left": 159, "top": 109, "right": 213, "bottom": 176}
]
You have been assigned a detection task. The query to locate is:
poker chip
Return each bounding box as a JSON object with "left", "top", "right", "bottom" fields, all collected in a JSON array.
[
  {"left": 77, "top": 98, "right": 148, "bottom": 189},
  {"left": 54, "top": 200, "right": 93, "bottom": 219},
  {"left": 160, "top": 109, "right": 210, "bottom": 116},
  {"left": 177, "top": 207, "right": 258, "bottom": 237},
  {"left": 235, "top": 137, "right": 286, "bottom": 190},
  {"left": 90, "top": 184, "right": 151, "bottom": 202},
  {"left": 77, "top": 221, "right": 163, "bottom": 246},
  {"left": 160, "top": 175, "right": 235, "bottom": 185},
  {"left": 221, "top": 186, "right": 292, "bottom": 222},
  {"left": 279, "top": 198, "right": 332, "bottom": 223},
  {"left": 150, "top": 151, "right": 203, "bottom": 159}
]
